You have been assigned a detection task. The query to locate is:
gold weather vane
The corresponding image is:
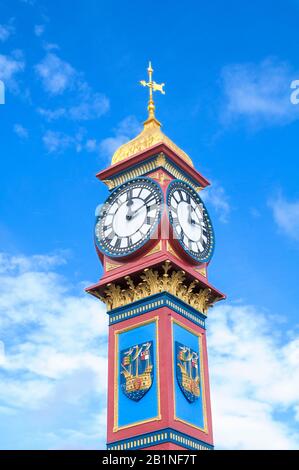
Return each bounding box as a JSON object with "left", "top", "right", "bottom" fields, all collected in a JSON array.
[{"left": 140, "top": 61, "right": 165, "bottom": 120}]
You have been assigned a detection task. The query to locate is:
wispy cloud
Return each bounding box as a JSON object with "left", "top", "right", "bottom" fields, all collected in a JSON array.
[
  {"left": 0, "top": 22, "right": 15, "bottom": 42},
  {"left": 13, "top": 123, "right": 29, "bottom": 139},
  {"left": 269, "top": 193, "right": 299, "bottom": 240},
  {"left": 201, "top": 182, "right": 230, "bottom": 223},
  {"left": 43, "top": 130, "right": 83, "bottom": 154},
  {"left": 37, "top": 107, "right": 66, "bottom": 120},
  {"left": 34, "top": 24, "right": 45, "bottom": 37},
  {"left": 19, "top": 0, "right": 36, "bottom": 4},
  {"left": 209, "top": 303, "right": 299, "bottom": 449},
  {"left": 35, "top": 53, "right": 76, "bottom": 95},
  {"left": 42, "top": 129, "right": 96, "bottom": 154},
  {"left": 0, "top": 52, "right": 25, "bottom": 92},
  {"left": 220, "top": 58, "right": 299, "bottom": 128},
  {"left": 35, "top": 53, "right": 109, "bottom": 120}
]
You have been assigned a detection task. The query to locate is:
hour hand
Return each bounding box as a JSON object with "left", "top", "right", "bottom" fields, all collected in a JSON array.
[
  {"left": 126, "top": 205, "right": 134, "bottom": 221},
  {"left": 188, "top": 205, "right": 200, "bottom": 226},
  {"left": 126, "top": 190, "right": 134, "bottom": 220}
]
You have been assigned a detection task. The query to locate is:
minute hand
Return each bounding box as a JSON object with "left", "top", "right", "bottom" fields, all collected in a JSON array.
[{"left": 131, "top": 198, "right": 157, "bottom": 217}]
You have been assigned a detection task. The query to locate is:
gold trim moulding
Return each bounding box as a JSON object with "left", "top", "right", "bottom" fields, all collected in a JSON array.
[{"left": 103, "top": 153, "right": 202, "bottom": 192}]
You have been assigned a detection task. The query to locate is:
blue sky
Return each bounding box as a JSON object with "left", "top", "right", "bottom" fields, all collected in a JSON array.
[{"left": 1, "top": 0, "right": 299, "bottom": 449}]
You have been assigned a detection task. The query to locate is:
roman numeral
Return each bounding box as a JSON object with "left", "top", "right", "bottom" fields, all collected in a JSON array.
[
  {"left": 146, "top": 216, "right": 155, "bottom": 225},
  {"left": 103, "top": 223, "right": 112, "bottom": 232},
  {"left": 114, "top": 238, "right": 121, "bottom": 249},
  {"left": 106, "top": 229, "right": 116, "bottom": 240},
  {"left": 178, "top": 189, "right": 184, "bottom": 201},
  {"left": 173, "top": 192, "right": 180, "bottom": 203},
  {"left": 147, "top": 202, "right": 157, "bottom": 212}
]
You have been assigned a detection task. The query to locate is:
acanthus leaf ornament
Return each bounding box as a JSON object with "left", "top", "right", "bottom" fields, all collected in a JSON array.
[{"left": 98, "top": 262, "right": 215, "bottom": 314}]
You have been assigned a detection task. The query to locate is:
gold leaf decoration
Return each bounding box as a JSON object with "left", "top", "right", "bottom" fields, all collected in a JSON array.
[{"left": 101, "top": 262, "right": 216, "bottom": 314}]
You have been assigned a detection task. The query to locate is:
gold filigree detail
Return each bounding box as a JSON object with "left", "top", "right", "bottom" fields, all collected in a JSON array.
[
  {"left": 102, "top": 179, "right": 114, "bottom": 189},
  {"left": 106, "top": 260, "right": 123, "bottom": 272},
  {"left": 166, "top": 241, "right": 184, "bottom": 261},
  {"left": 150, "top": 170, "right": 172, "bottom": 186},
  {"left": 195, "top": 267, "right": 207, "bottom": 278},
  {"left": 144, "top": 241, "right": 162, "bottom": 257},
  {"left": 99, "top": 262, "right": 214, "bottom": 314},
  {"left": 111, "top": 119, "right": 193, "bottom": 167},
  {"left": 155, "top": 152, "right": 166, "bottom": 167}
]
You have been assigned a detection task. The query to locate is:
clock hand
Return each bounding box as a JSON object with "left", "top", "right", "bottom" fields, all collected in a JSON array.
[
  {"left": 126, "top": 190, "right": 135, "bottom": 220},
  {"left": 132, "top": 197, "right": 157, "bottom": 216},
  {"left": 126, "top": 206, "right": 134, "bottom": 221},
  {"left": 126, "top": 197, "right": 157, "bottom": 221},
  {"left": 189, "top": 205, "right": 203, "bottom": 226},
  {"left": 188, "top": 204, "right": 198, "bottom": 226}
]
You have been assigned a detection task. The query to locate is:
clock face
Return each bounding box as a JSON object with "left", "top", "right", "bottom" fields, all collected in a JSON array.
[
  {"left": 95, "top": 178, "right": 162, "bottom": 258},
  {"left": 167, "top": 180, "right": 214, "bottom": 263}
]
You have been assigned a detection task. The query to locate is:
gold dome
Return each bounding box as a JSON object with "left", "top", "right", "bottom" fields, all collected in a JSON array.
[{"left": 111, "top": 117, "right": 193, "bottom": 166}]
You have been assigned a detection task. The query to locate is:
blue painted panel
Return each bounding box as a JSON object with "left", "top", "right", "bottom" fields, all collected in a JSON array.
[
  {"left": 117, "top": 320, "right": 159, "bottom": 428},
  {"left": 173, "top": 322, "right": 205, "bottom": 429}
]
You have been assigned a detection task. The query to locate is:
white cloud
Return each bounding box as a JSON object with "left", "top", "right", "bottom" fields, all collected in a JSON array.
[
  {"left": 42, "top": 129, "right": 103, "bottom": 155},
  {"left": 0, "top": 23, "right": 15, "bottom": 42},
  {"left": 0, "top": 251, "right": 67, "bottom": 274},
  {"left": 35, "top": 53, "right": 76, "bottom": 95},
  {"left": 42, "top": 130, "right": 85, "bottom": 154},
  {"left": 85, "top": 139, "right": 97, "bottom": 152},
  {"left": 209, "top": 303, "right": 299, "bottom": 449},
  {"left": 13, "top": 123, "right": 28, "bottom": 139},
  {"left": 43, "top": 42, "right": 60, "bottom": 52},
  {"left": 35, "top": 53, "right": 109, "bottom": 120},
  {"left": 0, "top": 251, "right": 107, "bottom": 449},
  {"left": 19, "top": 0, "right": 36, "bottom": 4},
  {"left": 68, "top": 91, "right": 109, "bottom": 121},
  {"left": 269, "top": 193, "right": 299, "bottom": 240},
  {"left": 43, "top": 130, "right": 73, "bottom": 153},
  {"left": 99, "top": 115, "right": 141, "bottom": 159},
  {"left": 221, "top": 58, "right": 299, "bottom": 127},
  {"left": 0, "top": 53, "right": 25, "bottom": 91},
  {"left": 0, "top": 341, "right": 4, "bottom": 366},
  {"left": 34, "top": 24, "right": 45, "bottom": 37},
  {"left": 201, "top": 182, "right": 230, "bottom": 223},
  {"left": 37, "top": 107, "right": 66, "bottom": 120}
]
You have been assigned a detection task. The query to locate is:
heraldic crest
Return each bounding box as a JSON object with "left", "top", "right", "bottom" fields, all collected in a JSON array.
[
  {"left": 176, "top": 341, "right": 200, "bottom": 403},
  {"left": 120, "top": 341, "right": 154, "bottom": 401}
]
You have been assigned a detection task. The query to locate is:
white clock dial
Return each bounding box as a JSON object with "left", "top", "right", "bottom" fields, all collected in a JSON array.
[
  {"left": 167, "top": 180, "right": 214, "bottom": 263},
  {"left": 95, "top": 178, "right": 162, "bottom": 257}
]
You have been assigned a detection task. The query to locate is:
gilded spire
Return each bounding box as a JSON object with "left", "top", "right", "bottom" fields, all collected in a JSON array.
[
  {"left": 140, "top": 61, "right": 165, "bottom": 124},
  {"left": 110, "top": 62, "right": 193, "bottom": 167}
]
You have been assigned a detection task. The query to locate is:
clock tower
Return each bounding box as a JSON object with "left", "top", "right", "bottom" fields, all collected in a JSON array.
[{"left": 86, "top": 63, "right": 225, "bottom": 451}]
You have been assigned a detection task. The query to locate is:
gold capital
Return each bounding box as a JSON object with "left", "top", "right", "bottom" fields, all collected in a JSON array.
[{"left": 140, "top": 61, "right": 165, "bottom": 122}]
